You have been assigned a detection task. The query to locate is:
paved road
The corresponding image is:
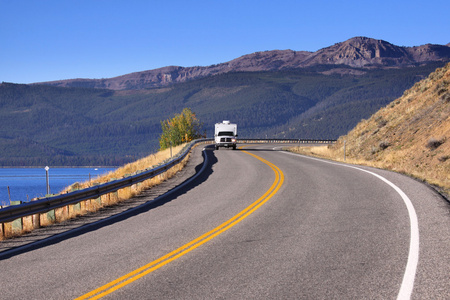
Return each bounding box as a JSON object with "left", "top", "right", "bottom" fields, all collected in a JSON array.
[{"left": 0, "top": 144, "right": 449, "bottom": 299}]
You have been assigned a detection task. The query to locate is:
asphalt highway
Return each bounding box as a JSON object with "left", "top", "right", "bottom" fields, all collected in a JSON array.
[{"left": 0, "top": 144, "right": 449, "bottom": 299}]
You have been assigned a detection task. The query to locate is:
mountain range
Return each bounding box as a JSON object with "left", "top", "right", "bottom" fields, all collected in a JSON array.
[
  {"left": 2, "top": 36, "right": 450, "bottom": 166},
  {"left": 36, "top": 37, "right": 450, "bottom": 90}
]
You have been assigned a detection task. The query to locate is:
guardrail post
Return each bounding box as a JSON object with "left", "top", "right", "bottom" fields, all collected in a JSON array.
[
  {"left": 23, "top": 211, "right": 34, "bottom": 232},
  {"left": 88, "top": 183, "right": 101, "bottom": 211},
  {"left": 80, "top": 199, "right": 86, "bottom": 212},
  {"left": 70, "top": 202, "right": 81, "bottom": 216},
  {"left": 56, "top": 205, "right": 69, "bottom": 222},
  {"left": 111, "top": 191, "right": 119, "bottom": 203},
  {"left": 0, "top": 206, "right": 4, "bottom": 238},
  {"left": 94, "top": 196, "right": 101, "bottom": 207},
  {"left": 101, "top": 193, "right": 109, "bottom": 206},
  {"left": 41, "top": 209, "right": 56, "bottom": 226},
  {"left": 10, "top": 201, "right": 23, "bottom": 233},
  {"left": 32, "top": 200, "right": 41, "bottom": 229}
]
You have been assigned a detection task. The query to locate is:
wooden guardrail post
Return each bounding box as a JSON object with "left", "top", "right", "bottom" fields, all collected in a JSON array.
[
  {"left": 94, "top": 196, "right": 101, "bottom": 207},
  {"left": 69, "top": 202, "right": 81, "bottom": 216},
  {"left": 40, "top": 209, "right": 56, "bottom": 227},
  {"left": 10, "top": 201, "right": 23, "bottom": 234},
  {"left": 0, "top": 206, "right": 4, "bottom": 238},
  {"left": 32, "top": 198, "right": 40, "bottom": 229}
]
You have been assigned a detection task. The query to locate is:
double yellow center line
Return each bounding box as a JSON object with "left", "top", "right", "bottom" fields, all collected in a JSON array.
[{"left": 76, "top": 150, "right": 284, "bottom": 299}]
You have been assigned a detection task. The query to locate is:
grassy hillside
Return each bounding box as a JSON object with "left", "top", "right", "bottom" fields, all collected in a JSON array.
[
  {"left": 292, "top": 63, "right": 450, "bottom": 197},
  {"left": 0, "top": 62, "right": 445, "bottom": 166}
]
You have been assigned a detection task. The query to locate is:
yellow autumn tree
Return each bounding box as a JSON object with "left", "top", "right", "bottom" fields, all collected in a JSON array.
[{"left": 159, "top": 108, "right": 204, "bottom": 150}]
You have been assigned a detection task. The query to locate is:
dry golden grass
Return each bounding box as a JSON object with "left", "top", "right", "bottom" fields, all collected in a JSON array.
[
  {"left": 61, "top": 143, "right": 188, "bottom": 192},
  {"left": 290, "top": 62, "right": 450, "bottom": 198},
  {"left": 60, "top": 142, "right": 190, "bottom": 214},
  {"left": 1, "top": 143, "right": 192, "bottom": 240}
]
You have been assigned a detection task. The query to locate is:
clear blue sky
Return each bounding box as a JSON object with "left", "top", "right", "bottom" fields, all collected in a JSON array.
[{"left": 1, "top": 0, "right": 449, "bottom": 84}]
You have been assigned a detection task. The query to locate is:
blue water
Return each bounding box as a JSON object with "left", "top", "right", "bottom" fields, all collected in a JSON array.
[{"left": 0, "top": 167, "right": 116, "bottom": 207}]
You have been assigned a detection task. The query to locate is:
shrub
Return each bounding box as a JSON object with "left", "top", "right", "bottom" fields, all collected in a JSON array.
[
  {"left": 438, "top": 155, "right": 449, "bottom": 162},
  {"left": 434, "top": 80, "right": 448, "bottom": 95},
  {"left": 436, "top": 88, "right": 447, "bottom": 96},
  {"left": 375, "top": 116, "right": 388, "bottom": 128},
  {"left": 426, "top": 138, "right": 445, "bottom": 150},
  {"left": 440, "top": 92, "right": 450, "bottom": 103},
  {"left": 379, "top": 141, "right": 390, "bottom": 150},
  {"left": 159, "top": 108, "right": 204, "bottom": 150}
]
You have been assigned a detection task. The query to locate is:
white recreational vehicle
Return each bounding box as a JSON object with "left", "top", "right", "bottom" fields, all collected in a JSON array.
[{"left": 214, "top": 121, "right": 237, "bottom": 150}]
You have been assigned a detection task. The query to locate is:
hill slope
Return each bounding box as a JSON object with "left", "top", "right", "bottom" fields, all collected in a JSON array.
[
  {"left": 0, "top": 63, "right": 445, "bottom": 166},
  {"left": 35, "top": 37, "right": 450, "bottom": 90},
  {"left": 319, "top": 63, "right": 449, "bottom": 196}
]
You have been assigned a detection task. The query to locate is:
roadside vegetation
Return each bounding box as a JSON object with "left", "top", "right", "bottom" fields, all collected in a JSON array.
[
  {"left": 290, "top": 63, "right": 450, "bottom": 198},
  {"left": 159, "top": 108, "right": 205, "bottom": 150},
  {"left": 1, "top": 108, "right": 206, "bottom": 240},
  {"left": 0, "top": 143, "right": 190, "bottom": 240}
]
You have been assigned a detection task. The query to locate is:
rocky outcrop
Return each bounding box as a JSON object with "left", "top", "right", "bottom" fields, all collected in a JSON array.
[
  {"left": 35, "top": 37, "right": 450, "bottom": 90},
  {"left": 303, "top": 37, "right": 410, "bottom": 67},
  {"left": 303, "top": 37, "right": 450, "bottom": 67}
]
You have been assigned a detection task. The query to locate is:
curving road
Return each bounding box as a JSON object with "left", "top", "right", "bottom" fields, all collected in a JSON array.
[{"left": 0, "top": 144, "right": 449, "bottom": 299}]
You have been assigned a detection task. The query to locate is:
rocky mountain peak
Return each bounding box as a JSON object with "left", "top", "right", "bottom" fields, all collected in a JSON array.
[{"left": 304, "top": 37, "right": 410, "bottom": 67}]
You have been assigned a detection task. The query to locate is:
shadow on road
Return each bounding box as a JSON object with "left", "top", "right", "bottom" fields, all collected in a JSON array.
[{"left": 0, "top": 147, "right": 218, "bottom": 260}]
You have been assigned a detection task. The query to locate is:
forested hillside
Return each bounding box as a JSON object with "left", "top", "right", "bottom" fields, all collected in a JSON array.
[{"left": 0, "top": 62, "right": 445, "bottom": 166}]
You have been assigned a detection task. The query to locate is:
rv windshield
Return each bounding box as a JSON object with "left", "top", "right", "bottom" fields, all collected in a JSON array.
[{"left": 218, "top": 131, "right": 234, "bottom": 136}]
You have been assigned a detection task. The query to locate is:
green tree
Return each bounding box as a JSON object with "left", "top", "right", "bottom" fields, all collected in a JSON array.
[{"left": 159, "top": 108, "right": 204, "bottom": 150}]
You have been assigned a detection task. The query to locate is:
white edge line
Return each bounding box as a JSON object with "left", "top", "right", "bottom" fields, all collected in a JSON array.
[{"left": 281, "top": 151, "right": 419, "bottom": 300}]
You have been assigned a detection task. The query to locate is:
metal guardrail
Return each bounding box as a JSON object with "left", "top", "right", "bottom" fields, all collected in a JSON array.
[
  {"left": 239, "top": 138, "right": 337, "bottom": 144},
  {"left": 0, "top": 138, "right": 213, "bottom": 224},
  {"left": 0, "top": 138, "right": 335, "bottom": 224}
]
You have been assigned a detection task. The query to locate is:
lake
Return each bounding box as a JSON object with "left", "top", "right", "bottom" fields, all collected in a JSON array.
[{"left": 0, "top": 167, "right": 116, "bottom": 207}]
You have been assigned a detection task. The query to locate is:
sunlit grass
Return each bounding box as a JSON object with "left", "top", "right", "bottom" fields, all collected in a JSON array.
[
  {"left": 289, "top": 63, "right": 450, "bottom": 198},
  {"left": 1, "top": 143, "right": 191, "bottom": 240}
]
